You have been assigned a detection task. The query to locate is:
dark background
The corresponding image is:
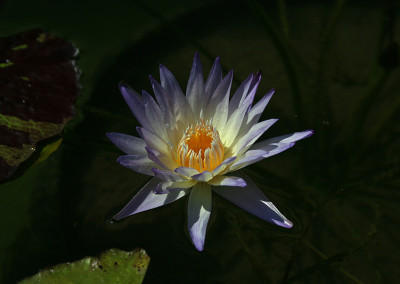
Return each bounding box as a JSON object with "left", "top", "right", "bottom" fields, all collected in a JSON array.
[{"left": 1, "top": 0, "right": 399, "bottom": 283}]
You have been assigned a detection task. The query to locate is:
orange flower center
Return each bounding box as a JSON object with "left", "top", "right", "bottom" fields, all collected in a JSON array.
[{"left": 177, "top": 120, "right": 224, "bottom": 172}]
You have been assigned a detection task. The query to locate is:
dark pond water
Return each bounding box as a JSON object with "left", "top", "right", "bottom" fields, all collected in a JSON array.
[{"left": 1, "top": 0, "right": 399, "bottom": 283}]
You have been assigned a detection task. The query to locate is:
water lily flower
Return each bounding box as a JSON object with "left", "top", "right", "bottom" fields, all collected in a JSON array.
[{"left": 107, "top": 53, "right": 313, "bottom": 251}]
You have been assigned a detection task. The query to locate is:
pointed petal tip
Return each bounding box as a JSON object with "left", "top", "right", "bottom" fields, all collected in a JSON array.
[
  {"left": 237, "top": 178, "right": 247, "bottom": 187},
  {"left": 305, "top": 129, "right": 315, "bottom": 138},
  {"left": 192, "top": 238, "right": 204, "bottom": 251},
  {"left": 302, "top": 129, "right": 314, "bottom": 138},
  {"left": 189, "top": 228, "right": 206, "bottom": 251},
  {"left": 112, "top": 214, "right": 122, "bottom": 221},
  {"left": 275, "top": 219, "right": 293, "bottom": 228},
  {"left": 159, "top": 64, "right": 169, "bottom": 72},
  {"left": 113, "top": 204, "right": 134, "bottom": 221},
  {"left": 289, "top": 129, "right": 315, "bottom": 142},
  {"left": 261, "top": 88, "right": 275, "bottom": 100},
  {"left": 112, "top": 209, "right": 131, "bottom": 221},
  {"left": 192, "top": 52, "right": 203, "bottom": 67},
  {"left": 118, "top": 81, "right": 141, "bottom": 103},
  {"left": 116, "top": 155, "right": 126, "bottom": 165},
  {"left": 118, "top": 81, "right": 132, "bottom": 92},
  {"left": 118, "top": 80, "right": 127, "bottom": 88},
  {"left": 188, "top": 183, "right": 211, "bottom": 252}
]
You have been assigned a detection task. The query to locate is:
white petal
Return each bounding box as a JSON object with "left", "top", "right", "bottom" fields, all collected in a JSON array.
[
  {"left": 229, "top": 130, "right": 314, "bottom": 171},
  {"left": 204, "top": 57, "right": 222, "bottom": 103},
  {"left": 150, "top": 76, "right": 175, "bottom": 128},
  {"left": 231, "top": 87, "right": 274, "bottom": 147},
  {"left": 113, "top": 177, "right": 190, "bottom": 220},
  {"left": 137, "top": 127, "right": 170, "bottom": 156},
  {"left": 243, "top": 71, "right": 262, "bottom": 108},
  {"left": 228, "top": 74, "right": 253, "bottom": 117},
  {"left": 117, "top": 155, "right": 156, "bottom": 176},
  {"left": 229, "top": 143, "right": 294, "bottom": 172},
  {"left": 205, "top": 70, "right": 233, "bottom": 130},
  {"left": 211, "top": 156, "right": 236, "bottom": 176},
  {"left": 228, "top": 149, "right": 270, "bottom": 172},
  {"left": 231, "top": 119, "right": 278, "bottom": 156},
  {"left": 246, "top": 88, "right": 275, "bottom": 125},
  {"left": 142, "top": 91, "right": 169, "bottom": 141},
  {"left": 191, "top": 170, "right": 214, "bottom": 182},
  {"left": 213, "top": 173, "right": 292, "bottom": 228},
  {"left": 152, "top": 168, "right": 187, "bottom": 182},
  {"left": 159, "top": 64, "right": 194, "bottom": 125},
  {"left": 222, "top": 102, "right": 250, "bottom": 148},
  {"left": 118, "top": 82, "right": 151, "bottom": 129},
  {"left": 186, "top": 53, "right": 205, "bottom": 119},
  {"left": 188, "top": 183, "right": 212, "bottom": 251},
  {"left": 208, "top": 175, "right": 247, "bottom": 187},
  {"left": 106, "top": 132, "right": 147, "bottom": 155},
  {"left": 146, "top": 147, "right": 178, "bottom": 171},
  {"left": 252, "top": 130, "right": 314, "bottom": 147},
  {"left": 155, "top": 180, "right": 197, "bottom": 194},
  {"left": 175, "top": 167, "right": 200, "bottom": 178}
]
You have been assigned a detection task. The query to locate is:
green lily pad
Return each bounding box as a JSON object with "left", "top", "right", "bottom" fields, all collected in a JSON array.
[
  {"left": 19, "top": 248, "right": 150, "bottom": 284},
  {"left": 0, "top": 29, "right": 81, "bottom": 182}
]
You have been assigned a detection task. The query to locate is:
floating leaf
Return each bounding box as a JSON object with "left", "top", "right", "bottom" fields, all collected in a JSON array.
[
  {"left": 0, "top": 29, "right": 81, "bottom": 182},
  {"left": 19, "top": 248, "right": 150, "bottom": 284}
]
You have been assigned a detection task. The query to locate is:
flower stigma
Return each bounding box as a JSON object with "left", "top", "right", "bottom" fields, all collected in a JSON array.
[{"left": 177, "top": 119, "right": 224, "bottom": 172}]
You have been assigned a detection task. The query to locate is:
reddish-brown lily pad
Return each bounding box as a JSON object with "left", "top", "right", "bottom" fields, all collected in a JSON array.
[{"left": 0, "top": 29, "right": 81, "bottom": 182}]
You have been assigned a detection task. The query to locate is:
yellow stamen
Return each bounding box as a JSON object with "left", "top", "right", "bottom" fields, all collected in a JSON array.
[{"left": 176, "top": 120, "right": 224, "bottom": 172}]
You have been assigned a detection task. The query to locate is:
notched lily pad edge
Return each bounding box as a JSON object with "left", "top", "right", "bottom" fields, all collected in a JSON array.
[{"left": 18, "top": 248, "right": 150, "bottom": 284}]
